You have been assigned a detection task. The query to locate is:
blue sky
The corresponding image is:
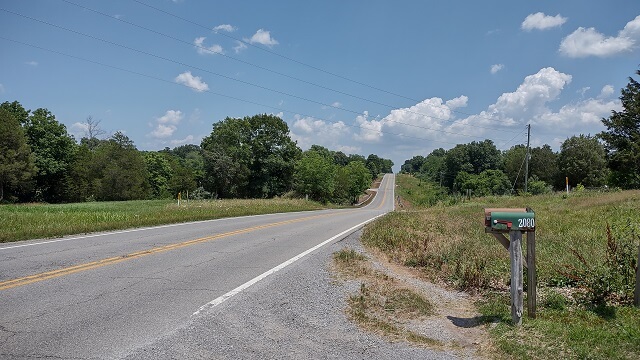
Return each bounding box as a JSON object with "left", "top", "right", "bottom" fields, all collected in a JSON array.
[{"left": 1, "top": 0, "right": 639, "bottom": 170}]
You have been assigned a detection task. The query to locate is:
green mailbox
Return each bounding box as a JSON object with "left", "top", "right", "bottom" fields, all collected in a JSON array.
[{"left": 484, "top": 208, "right": 535, "bottom": 232}]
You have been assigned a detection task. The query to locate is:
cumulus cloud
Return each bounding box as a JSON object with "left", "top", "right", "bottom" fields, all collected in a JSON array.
[
  {"left": 289, "top": 115, "right": 351, "bottom": 150},
  {"left": 233, "top": 40, "right": 248, "bottom": 53},
  {"left": 25, "top": 61, "right": 38, "bottom": 66},
  {"left": 194, "top": 37, "right": 223, "bottom": 55},
  {"left": 599, "top": 85, "right": 615, "bottom": 98},
  {"left": 170, "top": 135, "right": 195, "bottom": 146},
  {"left": 490, "top": 64, "right": 504, "bottom": 74},
  {"left": 560, "top": 15, "right": 640, "bottom": 57},
  {"left": 213, "top": 24, "right": 236, "bottom": 33},
  {"left": 175, "top": 71, "right": 209, "bottom": 92},
  {"left": 521, "top": 12, "right": 567, "bottom": 31},
  {"left": 247, "top": 29, "right": 279, "bottom": 46},
  {"left": 149, "top": 110, "right": 184, "bottom": 139}
]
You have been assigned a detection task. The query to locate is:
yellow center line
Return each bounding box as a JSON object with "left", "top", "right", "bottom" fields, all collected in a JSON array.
[{"left": 0, "top": 211, "right": 350, "bottom": 291}]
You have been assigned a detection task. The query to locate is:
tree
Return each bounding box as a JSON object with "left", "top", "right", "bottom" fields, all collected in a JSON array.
[
  {"left": 94, "top": 132, "right": 150, "bottom": 201},
  {"left": 23, "top": 108, "right": 77, "bottom": 202},
  {"left": 400, "top": 155, "right": 425, "bottom": 174},
  {"left": 530, "top": 145, "right": 558, "bottom": 188},
  {"left": 454, "top": 169, "right": 511, "bottom": 196},
  {"left": 143, "top": 152, "right": 173, "bottom": 199},
  {"left": 334, "top": 160, "right": 372, "bottom": 204},
  {"left": 0, "top": 101, "right": 30, "bottom": 125},
  {"left": 599, "top": 68, "right": 640, "bottom": 189},
  {"left": 443, "top": 140, "right": 502, "bottom": 189},
  {"left": 557, "top": 135, "right": 608, "bottom": 188},
  {"left": 294, "top": 151, "right": 335, "bottom": 203},
  {"left": 201, "top": 114, "right": 300, "bottom": 198},
  {"left": 0, "top": 108, "right": 36, "bottom": 201},
  {"left": 419, "top": 148, "right": 446, "bottom": 183},
  {"left": 502, "top": 145, "right": 527, "bottom": 191}
]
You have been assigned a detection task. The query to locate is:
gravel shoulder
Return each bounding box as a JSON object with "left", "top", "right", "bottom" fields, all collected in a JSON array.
[{"left": 124, "top": 229, "right": 489, "bottom": 359}]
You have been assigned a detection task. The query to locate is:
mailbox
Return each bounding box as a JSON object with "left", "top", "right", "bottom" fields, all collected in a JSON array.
[{"left": 484, "top": 208, "right": 535, "bottom": 232}]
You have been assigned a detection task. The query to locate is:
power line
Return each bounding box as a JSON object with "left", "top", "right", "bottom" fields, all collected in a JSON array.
[
  {"left": 0, "top": 36, "right": 480, "bottom": 147},
  {"left": 3, "top": 7, "right": 511, "bottom": 142},
  {"left": 62, "top": 0, "right": 517, "bottom": 129}
]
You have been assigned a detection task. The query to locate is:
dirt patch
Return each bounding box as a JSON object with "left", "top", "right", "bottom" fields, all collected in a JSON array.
[{"left": 334, "top": 246, "right": 492, "bottom": 359}]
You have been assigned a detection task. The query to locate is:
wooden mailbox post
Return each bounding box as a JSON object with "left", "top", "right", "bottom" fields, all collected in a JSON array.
[{"left": 484, "top": 208, "right": 536, "bottom": 326}]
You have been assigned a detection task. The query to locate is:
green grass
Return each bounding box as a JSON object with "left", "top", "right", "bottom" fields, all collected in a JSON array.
[
  {"left": 0, "top": 198, "right": 327, "bottom": 243},
  {"left": 362, "top": 175, "right": 640, "bottom": 359},
  {"left": 395, "top": 174, "right": 447, "bottom": 207}
]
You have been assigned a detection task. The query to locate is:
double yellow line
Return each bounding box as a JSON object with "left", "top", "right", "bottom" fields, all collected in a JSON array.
[{"left": 0, "top": 211, "right": 344, "bottom": 291}]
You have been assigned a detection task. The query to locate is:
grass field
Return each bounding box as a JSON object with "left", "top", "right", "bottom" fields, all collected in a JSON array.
[
  {"left": 0, "top": 198, "right": 326, "bottom": 243},
  {"left": 362, "top": 174, "right": 640, "bottom": 359}
]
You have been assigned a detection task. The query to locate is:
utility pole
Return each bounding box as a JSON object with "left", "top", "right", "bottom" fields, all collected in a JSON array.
[{"left": 524, "top": 124, "right": 531, "bottom": 194}]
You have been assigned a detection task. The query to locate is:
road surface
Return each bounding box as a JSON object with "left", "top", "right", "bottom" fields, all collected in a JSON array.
[{"left": 0, "top": 175, "right": 409, "bottom": 359}]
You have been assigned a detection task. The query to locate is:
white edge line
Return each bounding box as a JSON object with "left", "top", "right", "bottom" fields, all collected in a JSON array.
[
  {"left": 0, "top": 209, "right": 340, "bottom": 251},
  {"left": 191, "top": 211, "right": 388, "bottom": 317}
]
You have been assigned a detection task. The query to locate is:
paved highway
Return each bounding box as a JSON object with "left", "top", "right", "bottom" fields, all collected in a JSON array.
[{"left": 0, "top": 174, "right": 396, "bottom": 359}]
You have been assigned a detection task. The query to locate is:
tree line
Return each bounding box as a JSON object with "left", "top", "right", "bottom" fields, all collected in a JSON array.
[
  {"left": 400, "top": 68, "right": 640, "bottom": 195},
  {"left": 0, "top": 105, "right": 393, "bottom": 204}
]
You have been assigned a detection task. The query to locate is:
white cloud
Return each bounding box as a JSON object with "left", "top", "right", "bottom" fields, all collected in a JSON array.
[
  {"left": 521, "top": 12, "right": 567, "bottom": 31},
  {"left": 70, "top": 122, "right": 89, "bottom": 138},
  {"left": 175, "top": 71, "right": 209, "bottom": 92},
  {"left": 157, "top": 110, "right": 184, "bottom": 124},
  {"left": 533, "top": 98, "right": 621, "bottom": 129},
  {"left": 290, "top": 115, "right": 351, "bottom": 150},
  {"left": 213, "top": 24, "right": 236, "bottom": 33},
  {"left": 149, "top": 110, "right": 184, "bottom": 139},
  {"left": 0, "top": 83, "right": 4, "bottom": 93},
  {"left": 170, "top": 135, "right": 195, "bottom": 146},
  {"left": 25, "top": 61, "right": 38, "bottom": 66},
  {"left": 490, "top": 64, "right": 504, "bottom": 74},
  {"left": 559, "top": 15, "right": 640, "bottom": 58},
  {"left": 194, "top": 37, "right": 223, "bottom": 55},
  {"left": 247, "top": 29, "right": 279, "bottom": 46},
  {"left": 577, "top": 87, "right": 591, "bottom": 97},
  {"left": 151, "top": 124, "right": 177, "bottom": 138},
  {"left": 599, "top": 85, "right": 615, "bottom": 98},
  {"left": 233, "top": 40, "right": 248, "bottom": 53}
]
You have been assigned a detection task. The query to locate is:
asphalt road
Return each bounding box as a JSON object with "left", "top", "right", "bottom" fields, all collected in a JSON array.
[{"left": 1, "top": 174, "right": 398, "bottom": 359}]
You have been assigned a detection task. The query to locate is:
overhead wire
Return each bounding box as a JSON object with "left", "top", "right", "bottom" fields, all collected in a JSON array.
[
  {"left": 0, "top": 36, "right": 475, "bottom": 147},
  {"left": 130, "top": 0, "right": 517, "bottom": 126},
  {"left": 58, "top": 0, "right": 520, "bottom": 133},
  {"left": 3, "top": 7, "right": 511, "bottom": 141}
]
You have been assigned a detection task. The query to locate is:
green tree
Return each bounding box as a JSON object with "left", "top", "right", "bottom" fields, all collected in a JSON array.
[
  {"left": 143, "top": 152, "right": 173, "bottom": 199},
  {"left": 557, "top": 135, "right": 608, "bottom": 188},
  {"left": 201, "top": 114, "right": 300, "bottom": 198},
  {"left": 599, "top": 68, "right": 640, "bottom": 189},
  {"left": 443, "top": 140, "right": 501, "bottom": 189},
  {"left": 502, "top": 145, "right": 527, "bottom": 191},
  {"left": 0, "top": 108, "right": 36, "bottom": 201},
  {"left": 400, "top": 155, "right": 426, "bottom": 174},
  {"left": 0, "top": 101, "right": 30, "bottom": 125},
  {"left": 419, "top": 148, "right": 446, "bottom": 183},
  {"left": 294, "top": 151, "right": 336, "bottom": 203},
  {"left": 530, "top": 144, "right": 558, "bottom": 188},
  {"left": 23, "top": 108, "right": 77, "bottom": 202},
  {"left": 454, "top": 169, "right": 510, "bottom": 196},
  {"left": 94, "top": 132, "right": 150, "bottom": 201},
  {"left": 66, "top": 143, "right": 99, "bottom": 202}
]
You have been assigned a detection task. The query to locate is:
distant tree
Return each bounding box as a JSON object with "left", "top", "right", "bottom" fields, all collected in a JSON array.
[
  {"left": 294, "top": 151, "right": 335, "bottom": 203},
  {"left": 66, "top": 143, "right": 99, "bottom": 202},
  {"left": 443, "top": 140, "right": 501, "bottom": 189},
  {"left": 365, "top": 154, "right": 392, "bottom": 178},
  {"left": 557, "top": 135, "right": 608, "bottom": 188},
  {"left": 143, "top": 152, "right": 173, "bottom": 199},
  {"left": 530, "top": 144, "right": 558, "bottom": 188},
  {"left": 502, "top": 145, "right": 527, "bottom": 191},
  {"left": 334, "top": 160, "right": 371, "bottom": 204},
  {"left": 0, "top": 108, "right": 36, "bottom": 201},
  {"left": 201, "top": 114, "right": 300, "bottom": 198},
  {"left": 333, "top": 151, "right": 349, "bottom": 166},
  {"left": 599, "top": 68, "right": 640, "bottom": 189},
  {"left": 419, "top": 148, "right": 446, "bottom": 183},
  {"left": 347, "top": 154, "right": 367, "bottom": 164},
  {"left": 94, "top": 132, "right": 150, "bottom": 201},
  {"left": 400, "top": 155, "right": 426, "bottom": 174},
  {"left": 454, "top": 169, "right": 511, "bottom": 196},
  {"left": 23, "top": 108, "right": 77, "bottom": 202},
  {"left": 81, "top": 116, "right": 106, "bottom": 141}
]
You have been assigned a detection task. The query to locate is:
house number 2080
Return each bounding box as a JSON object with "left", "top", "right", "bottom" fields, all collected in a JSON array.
[{"left": 518, "top": 218, "right": 535, "bottom": 228}]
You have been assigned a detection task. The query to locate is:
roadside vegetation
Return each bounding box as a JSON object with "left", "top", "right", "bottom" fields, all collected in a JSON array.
[
  {"left": 0, "top": 198, "right": 325, "bottom": 243},
  {"left": 332, "top": 248, "right": 440, "bottom": 347},
  {"left": 363, "top": 174, "right": 640, "bottom": 359}
]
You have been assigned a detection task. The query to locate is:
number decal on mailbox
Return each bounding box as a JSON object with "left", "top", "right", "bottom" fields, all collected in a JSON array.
[{"left": 518, "top": 218, "right": 535, "bottom": 228}]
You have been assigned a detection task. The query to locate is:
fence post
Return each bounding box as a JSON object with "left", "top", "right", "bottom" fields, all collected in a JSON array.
[
  {"left": 527, "top": 231, "right": 536, "bottom": 318},
  {"left": 510, "top": 230, "right": 523, "bottom": 326}
]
